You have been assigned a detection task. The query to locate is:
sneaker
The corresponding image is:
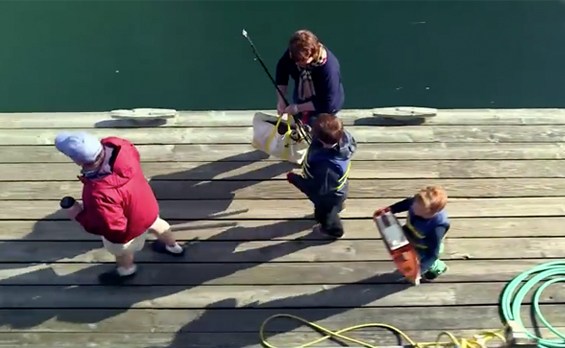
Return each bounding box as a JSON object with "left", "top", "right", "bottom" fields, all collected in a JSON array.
[
  {"left": 423, "top": 265, "right": 448, "bottom": 281},
  {"left": 98, "top": 269, "right": 136, "bottom": 285},
  {"left": 313, "top": 224, "right": 342, "bottom": 239},
  {"left": 151, "top": 240, "right": 186, "bottom": 257}
]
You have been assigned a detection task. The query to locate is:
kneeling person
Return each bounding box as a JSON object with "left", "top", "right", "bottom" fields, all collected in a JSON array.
[
  {"left": 286, "top": 114, "right": 356, "bottom": 238},
  {"left": 374, "top": 186, "right": 449, "bottom": 280},
  {"left": 55, "top": 132, "right": 185, "bottom": 285}
]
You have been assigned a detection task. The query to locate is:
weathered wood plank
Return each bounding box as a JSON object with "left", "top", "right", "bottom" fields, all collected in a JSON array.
[
  {"left": 4, "top": 160, "right": 565, "bottom": 181},
  {"left": 0, "top": 305, "right": 562, "bottom": 332},
  {"left": 2, "top": 197, "right": 564, "bottom": 220},
  {"left": 3, "top": 178, "right": 564, "bottom": 200},
  {"left": 1, "top": 161, "right": 426, "bottom": 181},
  {"left": 0, "top": 330, "right": 506, "bottom": 348},
  {"left": 0, "top": 330, "right": 558, "bottom": 348},
  {"left": 0, "top": 238, "right": 563, "bottom": 263},
  {"left": 432, "top": 125, "right": 565, "bottom": 143},
  {"left": 1, "top": 160, "right": 565, "bottom": 182},
  {"left": 3, "top": 282, "right": 557, "bottom": 309},
  {"left": 2, "top": 125, "right": 565, "bottom": 145},
  {"left": 0, "top": 127, "right": 432, "bottom": 144},
  {"left": 436, "top": 159, "right": 565, "bottom": 179},
  {"left": 4, "top": 217, "right": 564, "bottom": 241},
  {"left": 0, "top": 259, "right": 551, "bottom": 285},
  {"left": 146, "top": 174, "right": 562, "bottom": 197},
  {"left": 2, "top": 108, "right": 565, "bottom": 128},
  {"left": 2, "top": 143, "right": 565, "bottom": 163}
]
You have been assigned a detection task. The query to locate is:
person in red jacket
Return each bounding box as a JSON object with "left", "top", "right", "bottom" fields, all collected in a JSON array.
[{"left": 54, "top": 132, "right": 185, "bottom": 285}]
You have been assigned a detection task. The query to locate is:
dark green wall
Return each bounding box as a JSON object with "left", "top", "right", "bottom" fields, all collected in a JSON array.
[{"left": 1, "top": 0, "right": 564, "bottom": 112}]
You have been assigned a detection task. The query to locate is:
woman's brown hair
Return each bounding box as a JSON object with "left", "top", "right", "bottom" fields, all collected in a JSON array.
[
  {"left": 288, "top": 29, "right": 322, "bottom": 63},
  {"left": 312, "top": 113, "right": 344, "bottom": 144}
]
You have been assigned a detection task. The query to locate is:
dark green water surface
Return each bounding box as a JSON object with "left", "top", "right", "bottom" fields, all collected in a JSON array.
[{"left": 1, "top": 0, "right": 564, "bottom": 112}]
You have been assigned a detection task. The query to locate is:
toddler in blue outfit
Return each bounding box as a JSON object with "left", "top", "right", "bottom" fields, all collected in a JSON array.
[{"left": 374, "top": 186, "right": 450, "bottom": 280}]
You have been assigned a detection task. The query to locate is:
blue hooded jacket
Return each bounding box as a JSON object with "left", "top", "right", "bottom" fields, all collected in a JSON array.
[{"left": 288, "top": 130, "right": 357, "bottom": 205}]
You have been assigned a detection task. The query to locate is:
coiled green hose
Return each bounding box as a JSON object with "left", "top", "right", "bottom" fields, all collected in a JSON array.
[{"left": 499, "top": 260, "right": 565, "bottom": 348}]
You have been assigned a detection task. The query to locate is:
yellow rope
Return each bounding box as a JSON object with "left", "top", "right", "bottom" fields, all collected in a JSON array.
[{"left": 259, "top": 314, "right": 507, "bottom": 348}]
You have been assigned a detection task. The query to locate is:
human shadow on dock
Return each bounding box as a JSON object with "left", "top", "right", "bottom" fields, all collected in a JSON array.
[
  {"left": 0, "top": 219, "right": 330, "bottom": 329},
  {"left": 0, "top": 149, "right": 290, "bottom": 269},
  {"left": 0, "top": 150, "right": 328, "bottom": 330},
  {"left": 147, "top": 149, "right": 296, "bottom": 205},
  {"left": 0, "top": 210, "right": 96, "bottom": 272},
  {"left": 159, "top": 271, "right": 412, "bottom": 348}
]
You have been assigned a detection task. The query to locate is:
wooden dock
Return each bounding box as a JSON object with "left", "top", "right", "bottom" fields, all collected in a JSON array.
[{"left": 0, "top": 108, "right": 563, "bottom": 347}]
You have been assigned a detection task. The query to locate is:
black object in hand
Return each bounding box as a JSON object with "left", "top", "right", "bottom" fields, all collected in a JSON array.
[{"left": 60, "top": 196, "right": 76, "bottom": 209}]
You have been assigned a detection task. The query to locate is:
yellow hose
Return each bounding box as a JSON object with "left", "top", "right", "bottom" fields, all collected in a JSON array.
[{"left": 259, "top": 313, "right": 506, "bottom": 348}]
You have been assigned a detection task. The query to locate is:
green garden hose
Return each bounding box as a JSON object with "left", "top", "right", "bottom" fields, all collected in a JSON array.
[{"left": 499, "top": 260, "right": 565, "bottom": 348}]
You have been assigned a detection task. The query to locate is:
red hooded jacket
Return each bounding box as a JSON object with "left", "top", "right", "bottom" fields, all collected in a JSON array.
[{"left": 75, "top": 137, "right": 160, "bottom": 244}]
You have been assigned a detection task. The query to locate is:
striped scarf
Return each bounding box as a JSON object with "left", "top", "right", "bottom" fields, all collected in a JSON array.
[{"left": 297, "top": 45, "right": 328, "bottom": 101}]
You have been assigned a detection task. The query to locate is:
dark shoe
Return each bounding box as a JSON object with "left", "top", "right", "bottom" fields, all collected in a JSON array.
[
  {"left": 152, "top": 240, "right": 186, "bottom": 257},
  {"left": 422, "top": 265, "right": 448, "bottom": 281},
  {"left": 98, "top": 269, "right": 136, "bottom": 285},
  {"left": 423, "top": 271, "right": 438, "bottom": 281},
  {"left": 313, "top": 224, "right": 343, "bottom": 239}
]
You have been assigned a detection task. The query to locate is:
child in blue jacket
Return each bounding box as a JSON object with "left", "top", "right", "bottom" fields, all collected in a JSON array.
[
  {"left": 374, "top": 186, "right": 450, "bottom": 280},
  {"left": 286, "top": 113, "right": 356, "bottom": 238}
]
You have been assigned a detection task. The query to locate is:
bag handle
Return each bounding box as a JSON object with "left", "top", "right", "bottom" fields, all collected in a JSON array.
[
  {"left": 265, "top": 113, "right": 290, "bottom": 150},
  {"left": 274, "top": 113, "right": 291, "bottom": 129}
]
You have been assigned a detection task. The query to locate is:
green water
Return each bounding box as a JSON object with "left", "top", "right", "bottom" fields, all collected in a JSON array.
[{"left": 1, "top": 0, "right": 564, "bottom": 112}]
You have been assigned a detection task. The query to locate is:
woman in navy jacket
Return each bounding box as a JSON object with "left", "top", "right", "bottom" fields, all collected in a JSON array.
[{"left": 275, "top": 29, "right": 345, "bottom": 127}]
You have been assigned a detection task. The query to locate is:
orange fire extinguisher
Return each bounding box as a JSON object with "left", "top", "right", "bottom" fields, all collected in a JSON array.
[{"left": 373, "top": 209, "right": 421, "bottom": 285}]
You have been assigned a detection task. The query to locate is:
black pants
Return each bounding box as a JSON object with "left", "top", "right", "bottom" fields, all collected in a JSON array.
[{"left": 314, "top": 196, "right": 346, "bottom": 237}]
